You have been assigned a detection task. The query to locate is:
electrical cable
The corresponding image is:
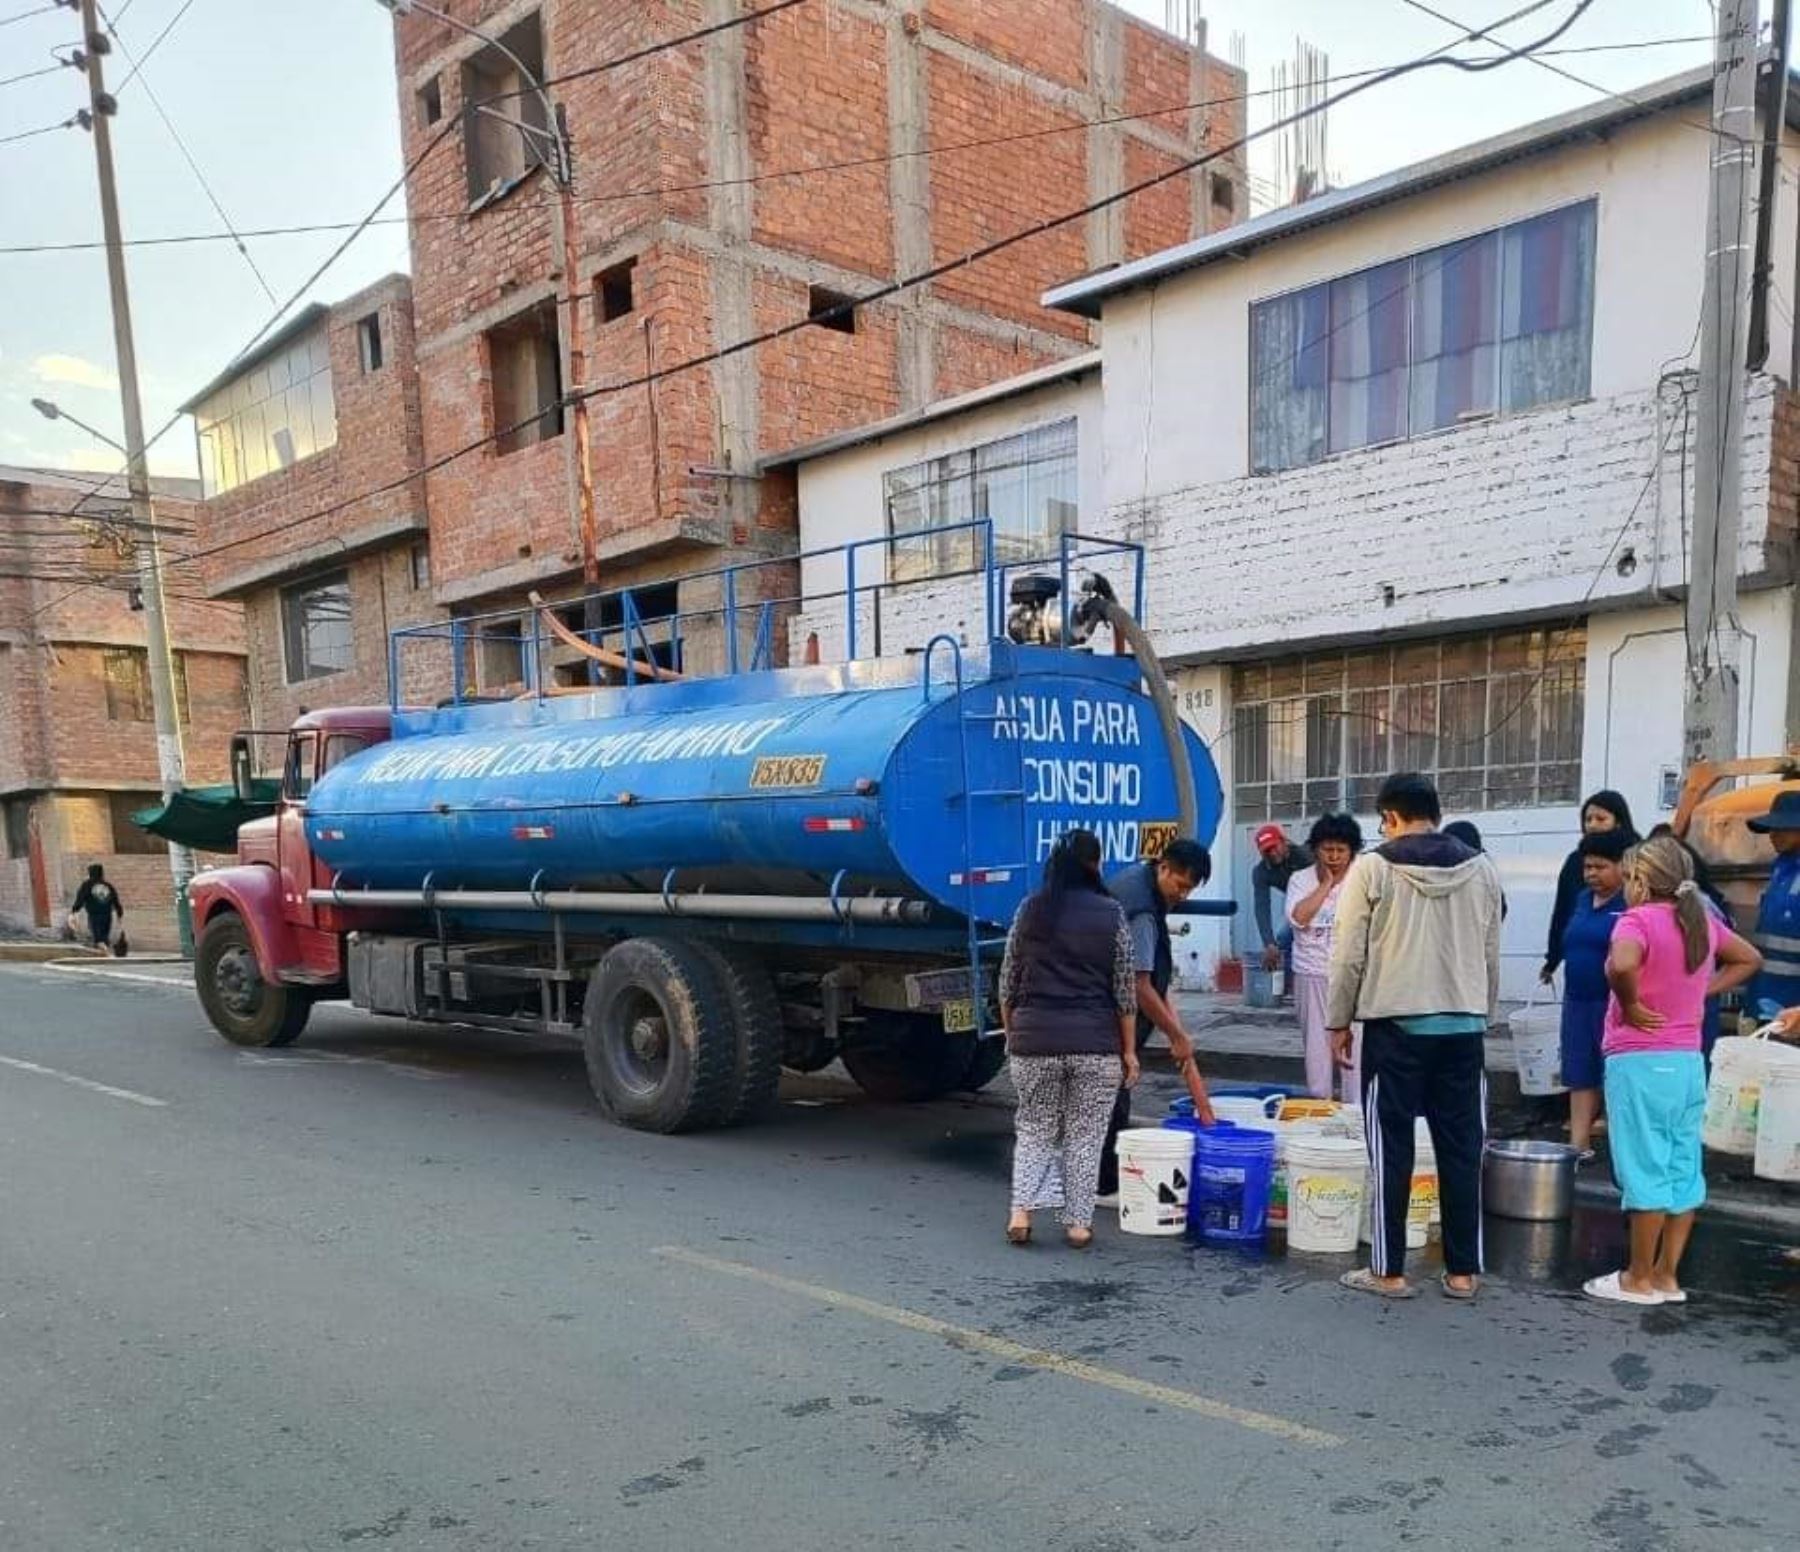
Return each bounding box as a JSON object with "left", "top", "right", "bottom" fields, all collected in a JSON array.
[
  {"left": 163, "top": 0, "right": 1597, "bottom": 578},
  {"left": 0, "top": 115, "right": 78, "bottom": 145},
  {"left": 0, "top": 31, "right": 1714, "bottom": 255},
  {"left": 97, "top": 0, "right": 279, "bottom": 304},
  {"left": 110, "top": 0, "right": 195, "bottom": 96},
  {"left": 0, "top": 59, "right": 67, "bottom": 88},
  {"left": 0, "top": 3, "right": 61, "bottom": 27}
]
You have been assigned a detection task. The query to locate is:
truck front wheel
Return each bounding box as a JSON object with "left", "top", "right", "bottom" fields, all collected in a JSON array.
[
  {"left": 582, "top": 938, "right": 736, "bottom": 1133},
  {"left": 196, "top": 914, "right": 311, "bottom": 1048}
]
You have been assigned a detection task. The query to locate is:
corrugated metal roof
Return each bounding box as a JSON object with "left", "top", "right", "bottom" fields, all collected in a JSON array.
[{"left": 1044, "top": 61, "right": 1794, "bottom": 318}]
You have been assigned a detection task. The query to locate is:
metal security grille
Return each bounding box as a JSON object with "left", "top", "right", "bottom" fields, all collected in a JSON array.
[{"left": 1230, "top": 626, "right": 1585, "bottom": 821}]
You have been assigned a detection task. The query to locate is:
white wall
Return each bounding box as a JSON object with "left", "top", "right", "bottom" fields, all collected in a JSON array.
[{"left": 1098, "top": 112, "right": 1800, "bottom": 503}]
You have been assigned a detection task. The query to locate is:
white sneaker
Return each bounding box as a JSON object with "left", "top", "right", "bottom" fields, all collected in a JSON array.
[{"left": 1093, "top": 1191, "right": 1120, "bottom": 1209}]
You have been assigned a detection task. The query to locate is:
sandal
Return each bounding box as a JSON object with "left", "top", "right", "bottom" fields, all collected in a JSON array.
[
  {"left": 1339, "top": 1267, "right": 1417, "bottom": 1299},
  {"left": 1006, "top": 1223, "right": 1031, "bottom": 1246},
  {"left": 1582, "top": 1271, "right": 1663, "bottom": 1306},
  {"left": 1440, "top": 1273, "right": 1478, "bottom": 1301},
  {"left": 1065, "top": 1227, "right": 1095, "bottom": 1250}
]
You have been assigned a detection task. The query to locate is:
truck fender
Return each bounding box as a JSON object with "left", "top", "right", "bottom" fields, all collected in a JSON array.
[{"left": 188, "top": 865, "right": 299, "bottom": 981}]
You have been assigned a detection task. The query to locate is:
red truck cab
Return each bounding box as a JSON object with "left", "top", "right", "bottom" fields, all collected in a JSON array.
[{"left": 188, "top": 708, "right": 392, "bottom": 1046}]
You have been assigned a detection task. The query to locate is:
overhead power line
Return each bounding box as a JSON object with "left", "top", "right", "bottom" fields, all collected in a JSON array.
[
  {"left": 98, "top": 0, "right": 279, "bottom": 303},
  {"left": 0, "top": 59, "right": 68, "bottom": 87},
  {"left": 0, "top": 30, "right": 1714, "bottom": 254},
  {"left": 167, "top": 0, "right": 1598, "bottom": 576},
  {"left": 0, "top": 114, "right": 79, "bottom": 145},
  {"left": 111, "top": 0, "right": 196, "bottom": 95},
  {"left": 0, "top": 3, "right": 62, "bottom": 27}
]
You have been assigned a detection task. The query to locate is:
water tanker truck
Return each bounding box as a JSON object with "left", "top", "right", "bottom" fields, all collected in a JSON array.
[{"left": 187, "top": 537, "right": 1224, "bottom": 1132}]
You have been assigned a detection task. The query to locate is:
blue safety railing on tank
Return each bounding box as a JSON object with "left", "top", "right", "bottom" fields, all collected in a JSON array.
[{"left": 385, "top": 521, "right": 1145, "bottom": 710}]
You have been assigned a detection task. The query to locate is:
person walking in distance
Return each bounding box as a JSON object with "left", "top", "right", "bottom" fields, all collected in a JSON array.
[
  {"left": 1096, "top": 838, "right": 1217, "bottom": 1203},
  {"left": 1325, "top": 773, "right": 1503, "bottom": 1300},
  {"left": 71, "top": 863, "right": 124, "bottom": 950},
  {"left": 1000, "top": 831, "right": 1138, "bottom": 1248},
  {"left": 1251, "top": 825, "right": 1312, "bottom": 978},
  {"left": 1583, "top": 838, "right": 1760, "bottom": 1305},
  {"left": 1286, "top": 813, "right": 1364, "bottom": 1101}
]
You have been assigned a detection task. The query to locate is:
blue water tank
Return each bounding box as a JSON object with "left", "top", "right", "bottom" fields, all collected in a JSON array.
[{"left": 305, "top": 642, "right": 1223, "bottom": 925}]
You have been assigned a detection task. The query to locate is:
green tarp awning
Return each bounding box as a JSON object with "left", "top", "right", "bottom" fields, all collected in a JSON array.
[{"left": 130, "top": 782, "right": 280, "bottom": 854}]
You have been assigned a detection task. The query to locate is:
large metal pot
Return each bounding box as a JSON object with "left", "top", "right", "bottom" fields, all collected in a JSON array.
[{"left": 1483, "top": 1139, "right": 1579, "bottom": 1221}]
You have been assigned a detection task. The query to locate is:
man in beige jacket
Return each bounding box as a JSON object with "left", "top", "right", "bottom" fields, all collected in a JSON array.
[{"left": 1326, "top": 772, "right": 1504, "bottom": 1300}]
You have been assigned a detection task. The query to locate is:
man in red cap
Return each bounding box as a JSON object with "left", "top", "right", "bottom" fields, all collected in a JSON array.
[{"left": 1251, "top": 823, "right": 1311, "bottom": 981}]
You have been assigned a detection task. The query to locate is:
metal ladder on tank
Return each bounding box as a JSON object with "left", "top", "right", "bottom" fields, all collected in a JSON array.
[{"left": 923, "top": 634, "right": 1030, "bottom": 1039}]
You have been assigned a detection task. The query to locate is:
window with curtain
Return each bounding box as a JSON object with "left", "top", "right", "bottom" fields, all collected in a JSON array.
[
  {"left": 883, "top": 419, "right": 1078, "bottom": 583},
  {"left": 1250, "top": 200, "right": 1595, "bottom": 473}
]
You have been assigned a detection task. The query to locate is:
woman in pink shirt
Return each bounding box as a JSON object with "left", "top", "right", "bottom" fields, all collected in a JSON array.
[{"left": 1584, "top": 837, "right": 1760, "bottom": 1307}]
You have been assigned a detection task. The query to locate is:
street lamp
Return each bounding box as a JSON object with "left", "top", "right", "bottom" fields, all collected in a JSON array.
[
  {"left": 32, "top": 395, "right": 127, "bottom": 455},
  {"left": 373, "top": 0, "right": 601, "bottom": 621}
]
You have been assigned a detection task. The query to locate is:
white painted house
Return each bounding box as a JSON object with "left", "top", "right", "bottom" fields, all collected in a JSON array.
[{"left": 768, "top": 63, "right": 1800, "bottom": 996}]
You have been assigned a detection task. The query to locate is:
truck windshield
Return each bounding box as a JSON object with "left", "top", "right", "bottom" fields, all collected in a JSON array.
[{"left": 322, "top": 734, "right": 368, "bottom": 773}]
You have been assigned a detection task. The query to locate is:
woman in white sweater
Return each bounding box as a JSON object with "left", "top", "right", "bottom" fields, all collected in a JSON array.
[{"left": 1286, "top": 812, "right": 1364, "bottom": 1100}]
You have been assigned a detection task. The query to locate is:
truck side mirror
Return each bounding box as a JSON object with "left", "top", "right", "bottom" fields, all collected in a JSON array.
[{"left": 230, "top": 735, "right": 254, "bottom": 803}]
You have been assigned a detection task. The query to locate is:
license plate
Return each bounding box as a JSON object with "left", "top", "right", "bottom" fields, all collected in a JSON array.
[{"left": 940, "top": 998, "right": 976, "bottom": 1034}]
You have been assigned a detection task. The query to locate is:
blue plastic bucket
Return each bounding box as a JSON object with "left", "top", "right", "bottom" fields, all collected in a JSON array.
[{"left": 1163, "top": 1118, "right": 1275, "bottom": 1243}]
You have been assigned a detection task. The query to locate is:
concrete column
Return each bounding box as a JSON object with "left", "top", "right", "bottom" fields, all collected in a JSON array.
[
  {"left": 703, "top": 0, "right": 761, "bottom": 513},
  {"left": 1086, "top": 3, "right": 1125, "bottom": 272},
  {"left": 888, "top": 1, "right": 935, "bottom": 411},
  {"left": 1189, "top": 15, "right": 1213, "bottom": 238}
]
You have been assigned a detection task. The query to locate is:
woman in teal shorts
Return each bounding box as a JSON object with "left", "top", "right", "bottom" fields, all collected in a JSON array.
[{"left": 1585, "top": 838, "right": 1761, "bottom": 1307}]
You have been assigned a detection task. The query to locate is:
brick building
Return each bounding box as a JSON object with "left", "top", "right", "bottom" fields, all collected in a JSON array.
[
  {"left": 388, "top": 0, "right": 1244, "bottom": 675},
  {"left": 182, "top": 273, "right": 435, "bottom": 729},
  {"left": 0, "top": 467, "right": 248, "bottom": 949}
]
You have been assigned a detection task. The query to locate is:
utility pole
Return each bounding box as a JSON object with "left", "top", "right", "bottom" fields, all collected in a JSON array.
[
  {"left": 1685, "top": 0, "right": 1760, "bottom": 769},
  {"left": 76, "top": 0, "right": 195, "bottom": 953}
]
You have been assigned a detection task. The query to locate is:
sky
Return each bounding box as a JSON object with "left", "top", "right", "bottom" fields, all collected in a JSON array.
[{"left": 0, "top": 0, "right": 1725, "bottom": 482}]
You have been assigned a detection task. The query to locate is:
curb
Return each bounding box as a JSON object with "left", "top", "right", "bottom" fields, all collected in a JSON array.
[
  {"left": 1574, "top": 1172, "right": 1800, "bottom": 1235},
  {"left": 41, "top": 960, "right": 194, "bottom": 990},
  {"left": 0, "top": 943, "right": 106, "bottom": 965}
]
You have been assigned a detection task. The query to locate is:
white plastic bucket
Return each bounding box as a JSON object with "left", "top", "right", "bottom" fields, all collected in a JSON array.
[
  {"left": 1116, "top": 1128, "right": 1194, "bottom": 1236},
  {"left": 1704, "top": 1030, "right": 1800, "bottom": 1156},
  {"left": 1211, "top": 1096, "right": 1281, "bottom": 1130},
  {"left": 1285, "top": 1135, "right": 1366, "bottom": 1253},
  {"left": 1753, "top": 1065, "right": 1800, "bottom": 1182},
  {"left": 1266, "top": 1119, "right": 1324, "bottom": 1232},
  {"left": 1510, "top": 991, "right": 1565, "bottom": 1097},
  {"left": 1357, "top": 1120, "right": 1437, "bottom": 1249}
]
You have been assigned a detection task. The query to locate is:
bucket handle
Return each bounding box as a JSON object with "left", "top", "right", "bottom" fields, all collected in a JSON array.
[{"left": 1261, "top": 1093, "right": 1284, "bottom": 1120}]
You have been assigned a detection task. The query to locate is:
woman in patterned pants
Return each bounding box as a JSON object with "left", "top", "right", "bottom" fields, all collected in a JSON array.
[{"left": 1001, "top": 829, "right": 1139, "bottom": 1248}]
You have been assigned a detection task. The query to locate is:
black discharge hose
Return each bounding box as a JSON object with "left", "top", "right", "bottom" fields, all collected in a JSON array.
[{"left": 1077, "top": 576, "right": 1196, "bottom": 842}]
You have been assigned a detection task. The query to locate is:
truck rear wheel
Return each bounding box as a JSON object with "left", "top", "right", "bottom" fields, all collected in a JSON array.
[
  {"left": 582, "top": 938, "right": 736, "bottom": 1133},
  {"left": 690, "top": 944, "right": 784, "bottom": 1126},
  {"left": 196, "top": 913, "right": 311, "bottom": 1048},
  {"left": 841, "top": 1010, "right": 976, "bottom": 1104}
]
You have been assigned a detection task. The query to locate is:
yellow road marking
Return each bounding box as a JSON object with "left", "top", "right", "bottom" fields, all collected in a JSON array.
[{"left": 654, "top": 1245, "right": 1343, "bottom": 1449}]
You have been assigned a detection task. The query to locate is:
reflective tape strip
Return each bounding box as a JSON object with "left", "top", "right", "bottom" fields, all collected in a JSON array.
[
  {"left": 802, "top": 818, "right": 864, "bottom": 833},
  {"left": 950, "top": 869, "right": 1014, "bottom": 886},
  {"left": 512, "top": 825, "right": 556, "bottom": 841}
]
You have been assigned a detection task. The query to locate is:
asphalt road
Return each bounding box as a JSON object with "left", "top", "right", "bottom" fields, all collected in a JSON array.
[{"left": 1, "top": 964, "right": 1796, "bottom": 1552}]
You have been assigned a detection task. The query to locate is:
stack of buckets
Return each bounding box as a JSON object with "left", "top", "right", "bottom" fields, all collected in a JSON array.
[
  {"left": 1115, "top": 1091, "right": 1382, "bottom": 1255},
  {"left": 1704, "top": 1027, "right": 1800, "bottom": 1181}
]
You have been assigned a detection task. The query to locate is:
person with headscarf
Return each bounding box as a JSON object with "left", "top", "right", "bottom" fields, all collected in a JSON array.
[{"left": 1542, "top": 791, "right": 1638, "bottom": 986}]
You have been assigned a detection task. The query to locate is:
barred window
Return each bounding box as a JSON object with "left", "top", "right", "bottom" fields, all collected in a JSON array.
[{"left": 1230, "top": 627, "right": 1585, "bottom": 822}]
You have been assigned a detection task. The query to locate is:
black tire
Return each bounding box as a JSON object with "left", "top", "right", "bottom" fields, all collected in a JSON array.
[
  {"left": 961, "top": 1035, "right": 1008, "bottom": 1093},
  {"left": 581, "top": 937, "right": 736, "bottom": 1133},
  {"left": 689, "top": 943, "right": 784, "bottom": 1126},
  {"left": 196, "top": 913, "right": 311, "bottom": 1048},
  {"left": 841, "top": 1010, "right": 977, "bottom": 1104}
]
